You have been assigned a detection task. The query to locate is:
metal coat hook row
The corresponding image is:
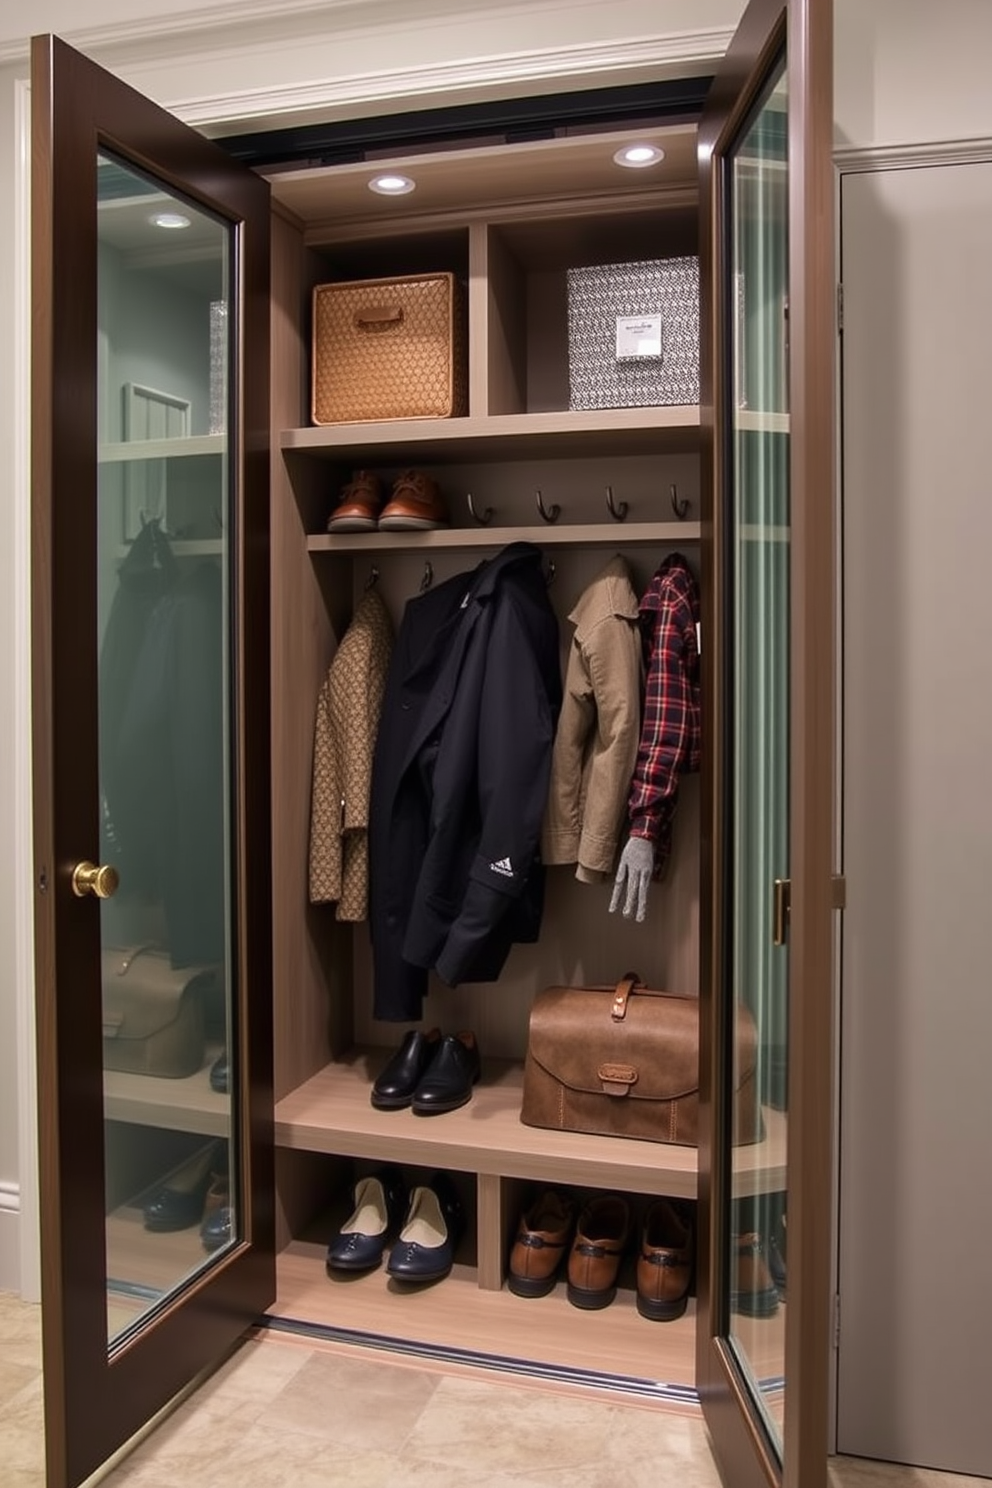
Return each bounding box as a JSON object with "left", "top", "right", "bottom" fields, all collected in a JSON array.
[
  {"left": 420, "top": 560, "right": 434, "bottom": 592},
  {"left": 670, "top": 483, "right": 690, "bottom": 521},
  {"left": 535, "top": 489, "right": 560, "bottom": 524},
  {"left": 466, "top": 491, "right": 493, "bottom": 526},
  {"left": 605, "top": 484, "right": 628, "bottom": 522}
]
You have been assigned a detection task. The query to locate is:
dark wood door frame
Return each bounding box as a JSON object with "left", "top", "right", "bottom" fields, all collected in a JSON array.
[
  {"left": 696, "top": 2, "right": 836, "bottom": 1486},
  {"left": 31, "top": 34, "right": 274, "bottom": 1488}
]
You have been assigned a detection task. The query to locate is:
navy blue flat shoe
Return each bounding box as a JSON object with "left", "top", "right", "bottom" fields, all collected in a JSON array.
[
  {"left": 326, "top": 1167, "right": 406, "bottom": 1273},
  {"left": 386, "top": 1172, "right": 464, "bottom": 1283}
]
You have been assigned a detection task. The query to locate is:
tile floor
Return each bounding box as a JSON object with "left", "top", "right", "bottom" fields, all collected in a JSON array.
[{"left": 0, "top": 1292, "right": 986, "bottom": 1488}]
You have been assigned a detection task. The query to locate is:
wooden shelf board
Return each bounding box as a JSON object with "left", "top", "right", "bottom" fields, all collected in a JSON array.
[
  {"left": 307, "top": 521, "right": 701, "bottom": 554},
  {"left": 274, "top": 1051, "right": 787, "bottom": 1200},
  {"left": 282, "top": 406, "right": 701, "bottom": 464},
  {"left": 99, "top": 433, "right": 226, "bottom": 462},
  {"left": 273, "top": 1228, "right": 699, "bottom": 1392},
  {"left": 104, "top": 1046, "right": 231, "bottom": 1136}
]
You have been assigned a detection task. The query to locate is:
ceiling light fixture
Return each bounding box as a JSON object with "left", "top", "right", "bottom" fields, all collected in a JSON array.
[
  {"left": 368, "top": 173, "right": 416, "bottom": 196},
  {"left": 613, "top": 143, "right": 666, "bottom": 169},
  {"left": 151, "top": 211, "right": 192, "bottom": 229}
]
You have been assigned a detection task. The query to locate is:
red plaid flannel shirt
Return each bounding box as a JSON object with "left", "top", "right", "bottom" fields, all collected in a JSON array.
[{"left": 628, "top": 554, "right": 701, "bottom": 867}]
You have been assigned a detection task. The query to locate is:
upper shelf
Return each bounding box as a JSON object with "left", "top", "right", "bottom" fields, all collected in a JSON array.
[{"left": 282, "top": 406, "right": 701, "bottom": 465}]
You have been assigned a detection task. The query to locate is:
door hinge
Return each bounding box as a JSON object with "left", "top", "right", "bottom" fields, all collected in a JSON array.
[
  {"left": 772, "top": 877, "right": 792, "bottom": 946},
  {"left": 833, "top": 1293, "right": 841, "bottom": 1348},
  {"left": 832, "top": 873, "right": 847, "bottom": 910},
  {"left": 836, "top": 282, "right": 844, "bottom": 333}
]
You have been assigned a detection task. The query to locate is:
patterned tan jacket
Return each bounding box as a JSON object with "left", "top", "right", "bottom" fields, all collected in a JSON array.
[
  {"left": 309, "top": 588, "right": 393, "bottom": 920},
  {"left": 541, "top": 554, "right": 643, "bottom": 882}
]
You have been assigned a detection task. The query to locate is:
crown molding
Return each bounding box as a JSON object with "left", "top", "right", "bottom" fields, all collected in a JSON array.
[
  {"left": 835, "top": 136, "right": 992, "bottom": 174},
  {"left": 172, "top": 30, "right": 733, "bottom": 132}
]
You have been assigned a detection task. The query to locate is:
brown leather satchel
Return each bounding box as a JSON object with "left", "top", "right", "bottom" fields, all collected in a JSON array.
[{"left": 520, "top": 973, "right": 761, "bottom": 1147}]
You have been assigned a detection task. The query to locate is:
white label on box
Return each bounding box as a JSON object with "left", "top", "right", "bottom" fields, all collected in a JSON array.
[{"left": 615, "top": 314, "right": 663, "bottom": 360}]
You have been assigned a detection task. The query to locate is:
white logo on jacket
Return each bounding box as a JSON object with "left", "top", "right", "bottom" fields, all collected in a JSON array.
[{"left": 489, "top": 857, "right": 514, "bottom": 877}]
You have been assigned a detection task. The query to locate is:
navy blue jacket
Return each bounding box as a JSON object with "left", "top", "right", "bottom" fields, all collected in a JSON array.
[{"left": 369, "top": 543, "right": 561, "bottom": 1021}]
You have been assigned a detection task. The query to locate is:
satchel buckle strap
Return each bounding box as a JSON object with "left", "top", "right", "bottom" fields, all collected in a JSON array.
[
  {"left": 598, "top": 1061, "right": 638, "bottom": 1097},
  {"left": 518, "top": 1233, "right": 566, "bottom": 1252},
  {"left": 611, "top": 971, "right": 640, "bottom": 1022}
]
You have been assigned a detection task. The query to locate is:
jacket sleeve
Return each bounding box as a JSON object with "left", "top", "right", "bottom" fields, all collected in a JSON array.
[
  {"left": 574, "top": 612, "right": 642, "bottom": 879},
  {"left": 541, "top": 636, "right": 594, "bottom": 865},
  {"left": 627, "top": 572, "right": 701, "bottom": 866},
  {"left": 435, "top": 594, "right": 556, "bottom": 985},
  {"left": 308, "top": 673, "right": 343, "bottom": 904}
]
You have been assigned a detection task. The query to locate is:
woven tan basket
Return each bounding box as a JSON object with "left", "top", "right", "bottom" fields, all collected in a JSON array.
[{"left": 311, "top": 271, "right": 468, "bottom": 424}]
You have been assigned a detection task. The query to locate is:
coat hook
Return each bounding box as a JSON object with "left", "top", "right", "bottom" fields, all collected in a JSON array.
[
  {"left": 466, "top": 491, "right": 493, "bottom": 526},
  {"left": 365, "top": 565, "right": 380, "bottom": 591},
  {"left": 670, "top": 483, "right": 690, "bottom": 521},
  {"left": 605, "top": 484, "right": 628, "bottom": 522},
  {"left": 545, "top": 559, "right": 556, "bottom": 586},
  {"left": 420, "top": 560, "right": 434, "bottom": 592},
  {"left": 535, "top": 489, "right": 560, "bottom": 524}
]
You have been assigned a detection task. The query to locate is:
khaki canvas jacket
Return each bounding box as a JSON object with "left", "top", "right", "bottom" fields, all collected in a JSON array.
[
  {"left": 309, "top": 587, "right": 393, "bottom": 921},
  {"left": 542, "top": 554, "right": 643, "bottom": 881}
]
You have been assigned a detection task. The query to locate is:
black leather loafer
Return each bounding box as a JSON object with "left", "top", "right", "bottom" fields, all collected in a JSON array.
[
  {"left": 370, "top": 1028, "right": 441, "bottom": 1110},
  {"left": 410, "top": 1032, "right": 481, "bottom": 1115},
  {"left": 326, "top": 1167, "right": 406, "bottom": 1272},
  {"left": 386, "top": 1172, "right": 464, "bottom": 1283},
  {"left": 143, "top": 1142, "right": 225, "bottom": 1233},
  {"left": 201, "top": 1205, "right": 233, "bottom": 1253}
]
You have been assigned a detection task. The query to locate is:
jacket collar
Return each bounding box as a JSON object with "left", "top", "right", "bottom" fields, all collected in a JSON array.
[{"left": 567, "top": 553, "right": 639, "bottom": 629}]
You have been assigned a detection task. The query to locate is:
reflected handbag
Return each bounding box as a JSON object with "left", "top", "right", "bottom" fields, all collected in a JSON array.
[
  {"left": 520, "top": 973, "right": 761, "bottom": 1147},
  {"left": 102, "top": 945, "right": 216, "bottom": 1079}
]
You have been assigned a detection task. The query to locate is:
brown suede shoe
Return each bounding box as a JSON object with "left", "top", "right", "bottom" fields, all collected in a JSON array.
[
  {"left": 378, "top": 469, "right": 448, "bottom": 530},
  {"left": 327, "top": 469, "right": 383, "bottom": 532},
  {"left": 731, "top": 1231, "right": 780, "bottom": 1317},
  {"left": 636, "top": 1198, "right": 693, "bottom": 1321},
  {"left": 508, "top": 1189, "right": 576, "bottom": 1298},
  {"left": 566, "top": 1194, "right": 631, "bottom": 1310}
]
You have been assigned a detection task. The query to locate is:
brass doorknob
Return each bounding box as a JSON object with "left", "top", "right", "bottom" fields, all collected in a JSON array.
[{"left": 71, "top": 861, "right": 119, "bottom": 899}]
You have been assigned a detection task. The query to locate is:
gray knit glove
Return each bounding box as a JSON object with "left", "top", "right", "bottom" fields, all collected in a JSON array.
[{"left": 609, "top": 835, "right": 655, "bottom": 923}]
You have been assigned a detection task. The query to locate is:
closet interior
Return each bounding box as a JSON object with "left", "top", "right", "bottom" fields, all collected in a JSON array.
[{"left": 105, "top": 116, "right": 786, "bottom": 1394}]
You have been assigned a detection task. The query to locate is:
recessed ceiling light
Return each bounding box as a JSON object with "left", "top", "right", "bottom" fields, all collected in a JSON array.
[
  {"left": 150, "top": 211, "right": 192, "bottom": 229},
  {"left": 613, "top": 143, "right": 666, "bottom": 169},
  {"left": 368, "top": 173, "right": 416, "bottom": 196}
]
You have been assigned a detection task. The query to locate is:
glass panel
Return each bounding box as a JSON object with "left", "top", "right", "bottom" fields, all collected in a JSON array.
[
  {"left": 95, "top": 152, "right": 235, "bottom": 1346},
  {"left": 726, "top": 61, "right": 789, "bottom": 1450}
]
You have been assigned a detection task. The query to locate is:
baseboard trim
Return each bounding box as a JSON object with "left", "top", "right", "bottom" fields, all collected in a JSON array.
[{"left": 0, "top": 1183, "right": 21, "bottom": 1294}]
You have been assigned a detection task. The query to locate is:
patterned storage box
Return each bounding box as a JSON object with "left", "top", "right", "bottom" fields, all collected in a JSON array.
[
  {"left": 311, "top": 271, "right": 468, "bottom": 424},
  {"left": 567, "top": 257, "right": 700, "bottom": 410}
]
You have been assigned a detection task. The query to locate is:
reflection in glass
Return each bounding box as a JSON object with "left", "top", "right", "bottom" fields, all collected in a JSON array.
[
  {"left": 726, "top": 63, "right": 789, "bottom": 1449},
  {"left": 96, "top": 152, "right": 235, "bottom": 1346}
]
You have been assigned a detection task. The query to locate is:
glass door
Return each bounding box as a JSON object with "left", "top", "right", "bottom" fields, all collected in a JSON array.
[
  {"left": 31, "top": 35, "right": 273, "bottom": 1488},
  {"left": 696, "top": 3, "right": 836, "bottom": 1487}
]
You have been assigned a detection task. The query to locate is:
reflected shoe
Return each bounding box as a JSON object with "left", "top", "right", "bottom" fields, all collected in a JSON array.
[
  {"left": 567, "top": 1195, "right": 631, "bottom": 1310},
  {"left": 386, "top": 1172, "right": 464, "bottom": 1283},
  {"left": 378, "top": 470, "right": 448, "bottom": 531},
  {"left": 636, "top": 1199, "right": 693, "bottom": 1322},
  {"left": 371, "top": 1027, "right": 442, "bottom": 1110},
  {"left": 508, "top": 1189, "right": 576, "bottom": 1299},
  {"left": 209, "top": 1048, "right": 229, "bottom": 1094},
  {"left": 143, "top": 1142, "right": 224, "bottom": 1232},
  {"left": 768, "top": 1214, "right": 787, "bottom": 1299},
  {"left": 410, "top": 1032, "right": 480, "bottom": 1115},
  {"left": 327, "top": 470, "right": 383, "bottom": 532},
  {"left": 201, "top": 1205, "right": 233, "bottom": 1253},
  {"left": 326, "top": 1167, "right": 406, "bottom": 1273},
  {"left": 731, "top": 1232, "right": 780, "bottom": 1317}
]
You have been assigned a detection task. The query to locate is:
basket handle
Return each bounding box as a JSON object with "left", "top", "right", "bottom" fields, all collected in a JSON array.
[{"left": 354, "top": 304, "right": 404, "bottom": 328}]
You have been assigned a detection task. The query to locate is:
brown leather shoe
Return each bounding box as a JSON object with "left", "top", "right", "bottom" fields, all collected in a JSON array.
[
  {"left": 508, "top": 1189, "right": 576, "bottom": 1298},
  {"left": 327, "top": 469, "right": 383, "bottom": 532},
  {"left": 566, "top": 1194, "right": 631, "bottom": 1310},
  {"left": 731, "top": 1231, "right": 780, "bottom": 1317},
  {"left": 378, "top": 469, "right": 448, "bottom": 530},
  {"left": 636, "top": 1198, "right": 693, "bottom": 1321}
]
